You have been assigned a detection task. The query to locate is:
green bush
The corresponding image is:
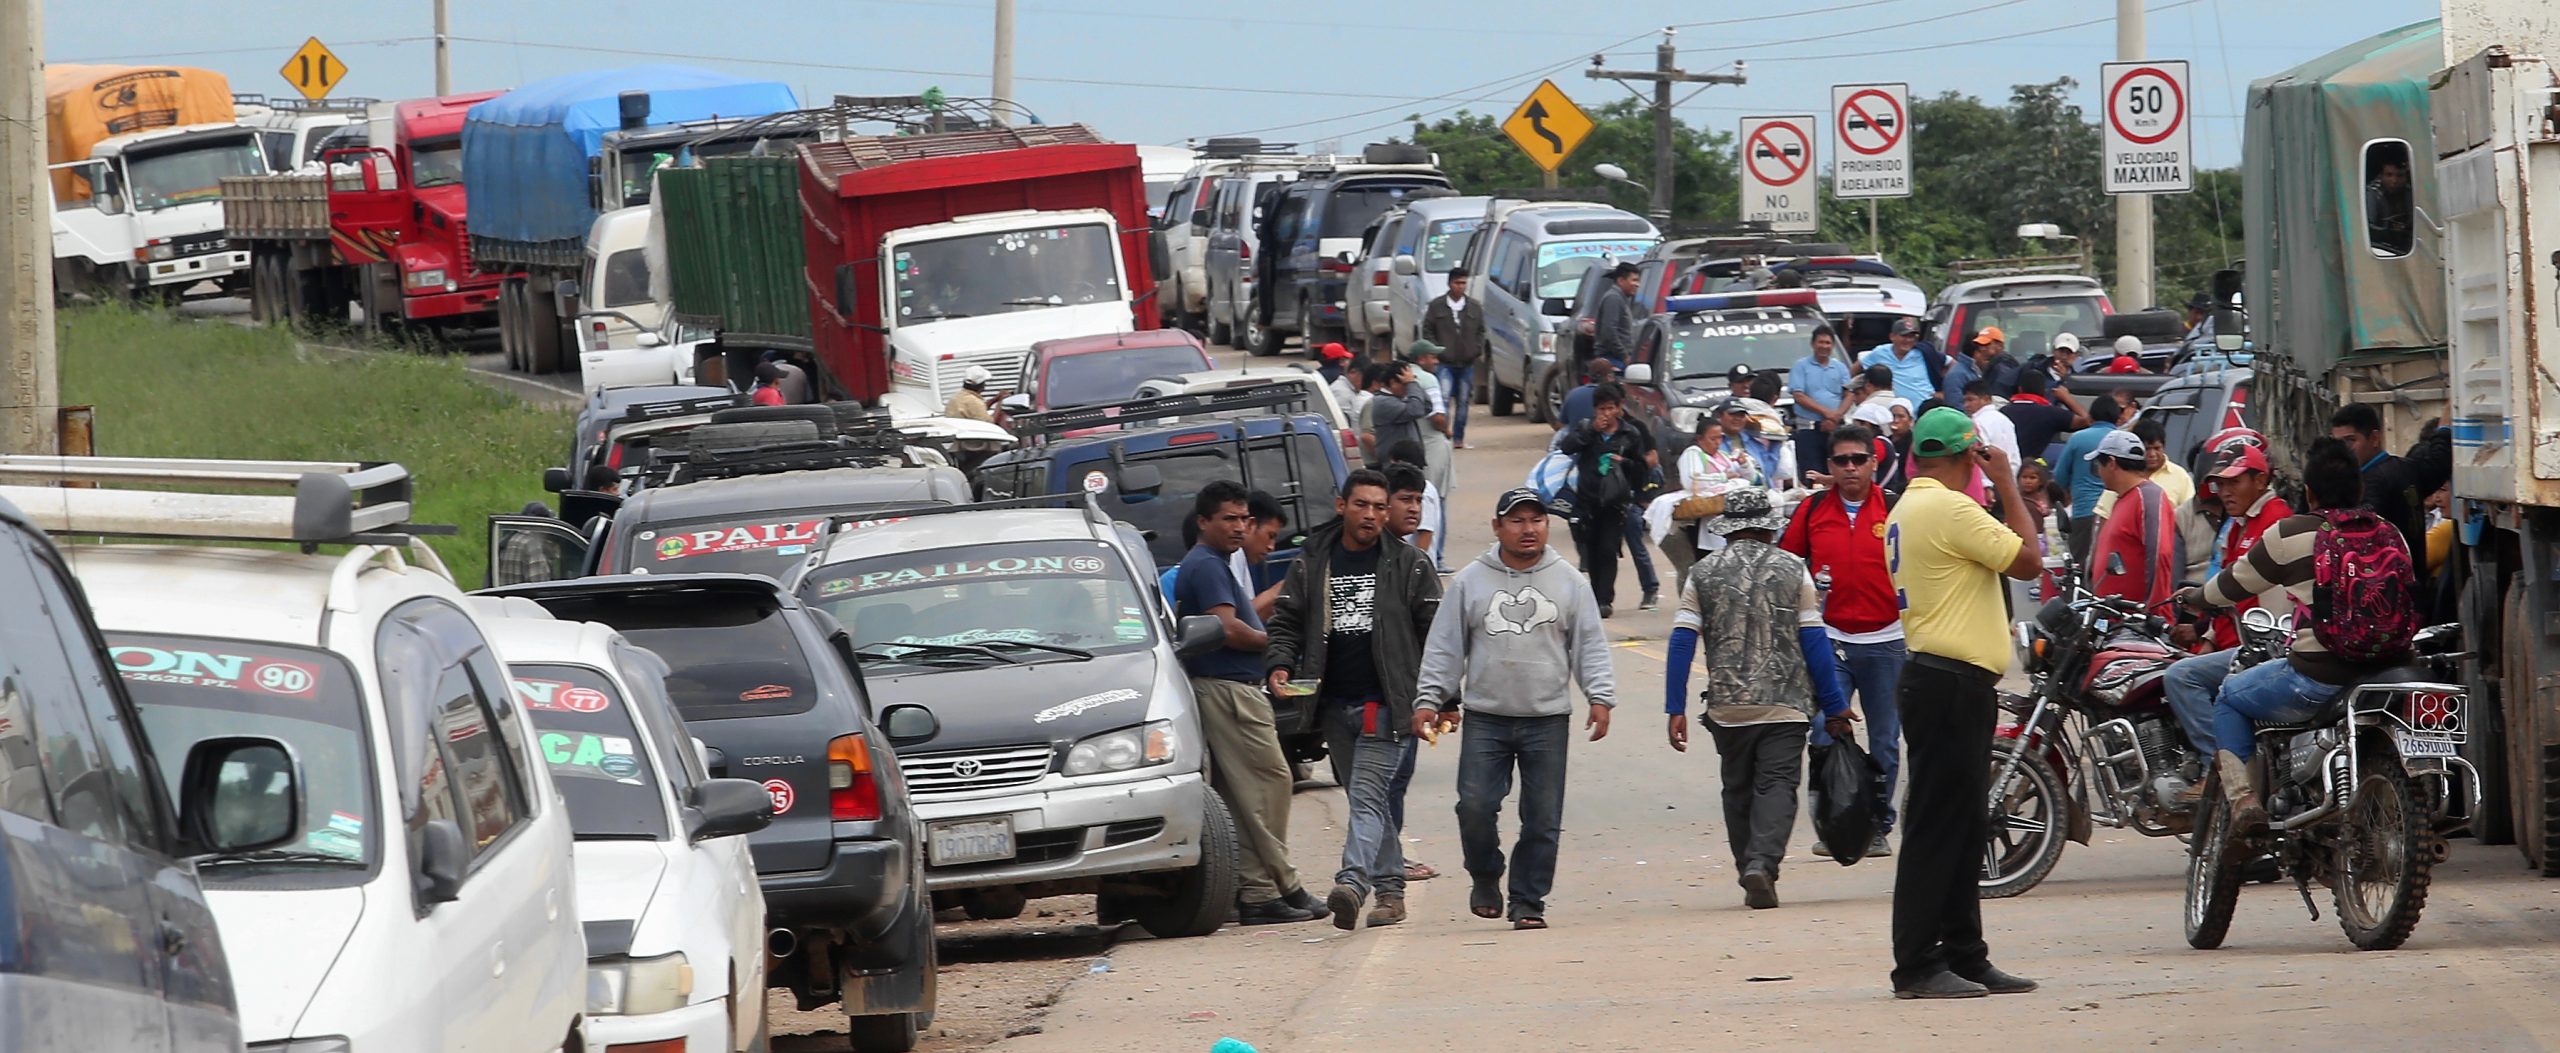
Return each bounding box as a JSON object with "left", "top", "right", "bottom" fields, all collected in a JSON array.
[{"left": 58, "top": 307, "right": 567, "bottom": 587}]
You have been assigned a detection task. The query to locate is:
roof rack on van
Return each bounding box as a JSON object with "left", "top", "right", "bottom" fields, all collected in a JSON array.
[
  {"left": 1197, "top": 136, "right": 1299, "bottom": 158},
  {"left": 615, "top": 392, "right": 752, "bottom": 425},
  {"left": 1945, "top": 254, "right": 2090, "bottom": 280},
  {"left": 817, "top": 491, "right": 1112, "bottom": 536},
  {"left": 1006, "top": 385, "right": 1318, "bottom": 443},
  {"left": 0, "top": 456, "right": 453, "bottom": 547},
  {"left": 1487, "top": 187, "right": 1609, "bottom": 201},
  {"left": 1664, "top": 289, "right": 1820, "bottom": 315},
  {"left": 232, "top": 93, "right": 380, "bottom": 114}
]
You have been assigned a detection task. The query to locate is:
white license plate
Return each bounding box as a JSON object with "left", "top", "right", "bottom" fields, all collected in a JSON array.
[
  {"left": 2394, "top": 730, "right": 2459, "bottom": 758},
  {"left": 928, "top": 818, "right": 1016, "bottom": 866}
]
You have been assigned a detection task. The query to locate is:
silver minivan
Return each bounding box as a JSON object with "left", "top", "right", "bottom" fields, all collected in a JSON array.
[
  {"left": 1464, "top": 202, "right": 1658, "bottom": 421},
  {"left": 1383, "top": 194, "right": 1493, "bottom": 356},
  {"left": 1202, "top": 169, "right": 1299, "bottom": 350}
]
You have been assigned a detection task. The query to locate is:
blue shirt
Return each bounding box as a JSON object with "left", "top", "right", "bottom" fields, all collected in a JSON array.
[
  {"left": 2054, "top": 421, "right": 2118, "bottom": 518},
  {"left": 1558, "top": 383, "right": 1599, "bottom": 431},
  {"left": 1174, "top": 543, "right": 1264, "bottom": 682},
  {"left": 1862, "top": 344, "right": 1936, "bottom": 403},
  {"left": 1939, "top": 353, "right": 1980, "bottom": 404},
  {"left": 1786, "top": 354, "right": 1852, "bottom": 421}
]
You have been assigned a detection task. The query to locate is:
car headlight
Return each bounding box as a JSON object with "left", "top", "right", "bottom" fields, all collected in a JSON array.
[
  {"left": 587, "top": 951, "right": 693, "bottom": 1016},
  {"left": 1536, "top": 331, "right": 1557, "bottom": 356},
  {"left": 248, "top": 1040, "right": 352, "bottom": 1053},
  {"left": 1064, "top": 720, "right": 1177, "bottom": 777},
  {"left": 405, "top": 267, "right": 448, "bottom": 290}
]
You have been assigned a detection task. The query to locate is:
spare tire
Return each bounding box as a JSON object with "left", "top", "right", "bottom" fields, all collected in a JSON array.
[
  {"left": 1361, "top": 143, "right": 1432, "bottom": 165},
  {"left": 685, "top": 420, "right": 823, "bottom": 459},
  {"left": 2101, "top": 309, "right": 2185, "bottom": 343},
  {"left": 709, "top": 405, "right": 839, "bottom": 428}
]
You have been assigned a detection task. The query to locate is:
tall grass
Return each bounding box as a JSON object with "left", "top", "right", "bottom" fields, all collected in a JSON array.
[{"left": 58, "top": 307, "right": 568, "bottom": 587}]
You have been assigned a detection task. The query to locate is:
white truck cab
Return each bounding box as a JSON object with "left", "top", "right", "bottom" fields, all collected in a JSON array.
[
  {"left": 572, "top": 204, "right": 689, "bottom": 393},
  {"left": 49, "top": 122, "right": 266, "bottom": 300},
  {"left": 1, "top": 457, "right": 590, "bottom": 1053},
  {"left": 879, "top": 207, "right": 1136, "bottom": 420}
]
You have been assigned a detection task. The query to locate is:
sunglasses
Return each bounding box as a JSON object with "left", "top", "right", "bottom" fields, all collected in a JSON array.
[{"left": 1829, "top": 452, "right": 1873, "bottom": 466}]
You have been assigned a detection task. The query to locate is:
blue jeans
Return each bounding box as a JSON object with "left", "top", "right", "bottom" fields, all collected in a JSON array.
[
  {"left": 1453, "top": 712, "right": 1571, "bottom": 918},
  {"left": 2212, "top": 660, "right": 2342, "bottom": 761},
  {"left": 1323, "top": 703, "right": 1407, "bottom": 898},
  {"left": 1620, "top": 511, "right": 1660, "bottom": 596},
  {"left": 1811, "top": 638, "right": 1906, "bottom": 834},
  {"left": 1388, "top": 734, "right": 1417, "bottom": 829},
  {"left": 2164, "top": 648, "right": 2236, "bottom": 756},
  {"left": 1438, "top": 363, "right": 1476, "bottom": 443}
]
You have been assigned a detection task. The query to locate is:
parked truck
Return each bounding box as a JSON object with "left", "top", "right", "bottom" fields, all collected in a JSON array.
[
  {"left": 45, "top": 64, "right": 267, "bottom": 301},
  {"left": 463, "top": 65, "right": 797, "bottom": 374},
  {"left": 798, "top": 125, "right": 1158, "bottom": 412},
  {"left": 221, "top": 90, "right": 505, "bottom": 332}
]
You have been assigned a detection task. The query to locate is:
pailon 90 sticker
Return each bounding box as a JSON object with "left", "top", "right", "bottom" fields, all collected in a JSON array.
[{"left": 109, "top": 645, "right": 322, "bottom": 699}]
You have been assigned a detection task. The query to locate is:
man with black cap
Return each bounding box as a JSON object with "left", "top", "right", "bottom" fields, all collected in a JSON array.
[
  {"left": 1727, "top": 363, "right": 1758, "bottom": 401},
  {"left": 1591, "top": 262, "right": 1644, "bottom": 373},
  {"left": 2181, "top": 292, "right": 2217, "bottom": 353}
]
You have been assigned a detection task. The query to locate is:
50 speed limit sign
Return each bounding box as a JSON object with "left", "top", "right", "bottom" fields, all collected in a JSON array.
[{"left": 2101, "top": 60, "right": 2192, "bottom": 194}]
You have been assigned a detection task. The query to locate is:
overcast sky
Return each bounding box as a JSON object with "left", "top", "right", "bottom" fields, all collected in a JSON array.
[{"left": 46, "top": 0, "right": 2432, "bottom": 169}]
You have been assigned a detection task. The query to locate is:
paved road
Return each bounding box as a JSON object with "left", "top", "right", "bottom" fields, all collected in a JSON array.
[{"left": 959, "top": 336, "right": 2560, "bottom": 1052}]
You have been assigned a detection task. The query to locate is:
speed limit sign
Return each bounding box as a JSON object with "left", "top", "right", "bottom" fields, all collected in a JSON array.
[{"left": 2100, "top": 60, "right": 2192, "bottom": 194}]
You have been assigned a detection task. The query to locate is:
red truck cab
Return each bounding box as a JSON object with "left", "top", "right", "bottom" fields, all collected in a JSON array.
[{"left": 327, "top": 91, "right": 505, "bottom": 324}]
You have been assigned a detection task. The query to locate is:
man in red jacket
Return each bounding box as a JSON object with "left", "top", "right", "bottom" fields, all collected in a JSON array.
[
  {"left": 2085, "top": 429, "right": 2183, "bottom": 610},
  {"left": 2162, "top": 442, "right": 2297, "bottom": 767},
  {"left": 1777, "top": 423, "right": 1903, "bottom": 857}
]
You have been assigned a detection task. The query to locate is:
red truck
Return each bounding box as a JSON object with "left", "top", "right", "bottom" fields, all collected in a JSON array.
[
  {"left": 796, "top": 124, "right": 1159, "bottom": 411},
  {"left": 220, "top": 91, "right": 505, "bottom": 332}
]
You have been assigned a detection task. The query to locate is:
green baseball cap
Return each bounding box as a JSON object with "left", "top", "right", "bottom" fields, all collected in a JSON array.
[
  {"left": 1404, "top": 339, "right": 1444, "bottom": 362},
  {"left": 1911, "top": 406, "right": 1981, "bottom": 457}
]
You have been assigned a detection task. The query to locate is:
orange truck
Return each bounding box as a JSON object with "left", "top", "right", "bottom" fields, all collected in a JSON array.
[{"left": 45, "top": 64, "right": 269, "bottom": 301}]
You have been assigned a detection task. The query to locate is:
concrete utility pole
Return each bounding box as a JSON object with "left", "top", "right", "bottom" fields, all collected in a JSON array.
[
  {"left": 1, "top": 0, "right": 59, "bottom": 456},
  {"left": 1586, "top": 29, "right": 1746, "bottom": 226},
  {"left": 991, "top": 0, "right": 1016, "bottom": 127},
  {"left": 433, "top": 0, "right": 452, "bottom": 95},
  {"left": 2115, "top": 0, "right": 2154, "bottom": 308}
]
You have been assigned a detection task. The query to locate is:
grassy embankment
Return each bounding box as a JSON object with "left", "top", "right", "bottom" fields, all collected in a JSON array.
[{"left": 58, "top": 307, "right": 568, "bottom": 587}]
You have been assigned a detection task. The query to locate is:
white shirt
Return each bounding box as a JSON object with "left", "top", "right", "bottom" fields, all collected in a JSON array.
[
  {"left": 1972, "top": 401, "right": 2022, "bottom": 465},
  {"left": 1445, "top": 293, "right": 1468, "bottom": 313}
]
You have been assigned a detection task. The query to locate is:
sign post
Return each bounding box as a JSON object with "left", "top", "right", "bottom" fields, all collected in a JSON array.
[
  {"left": 1738, "top": 115, "right": 1819, "bottom": 234},
  {"left": 2100, "top": 60, "right": 2192, "bottom": 194},
  {"left": 1501, "top": 80, "right": 1596, "bottom": 180},
  {"left": 279, "top": 37, "right": 347, "bottom": 102}
]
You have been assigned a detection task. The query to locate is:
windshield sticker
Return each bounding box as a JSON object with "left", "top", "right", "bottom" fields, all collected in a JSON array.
[
  {"left": 1537, "top": 240, "right": 1655, "bottom": 266},
  {"left": 328, "top": 811, "right": 364, "bottom": 836},
  {"left": 109, "top": 645, "right": 321, "bottom": 700},
  {"left": 540, "top": 732, "right": 643, "bottom": 781},
  {"left": 304, "top": 829, "right": 362, "bottom": 860},
  {"left": 1083, "top": 470, "right": 1109, "bottom": 494},
  {"left": 510, "top": 678, "right": 613, "bottom": 714},
  {"left": 838, "top": 554, "right": 1101, "bottom": 593},
  {"left": 1033, "top": 688, "right": 1141, "bottom": 724},
  {"left": 892, "top": 628, "right": 1045, "bottom": 648},
  {"left": 653, "top": 519, "right": 824, "bottom": 562},
  {"left": 820, "top": 578, "right": 858, "bottom": 596},
  {"left": 1116, "top": 607, "right": 1147, "bottom": 642},
  {"left": 739, "top": 684, "right": 794, "bottom": 702}
]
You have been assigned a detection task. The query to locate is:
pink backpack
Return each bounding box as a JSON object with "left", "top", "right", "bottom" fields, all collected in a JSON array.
[{"left": 2308, "top": 509, "right": 2418, "bottom": 663}]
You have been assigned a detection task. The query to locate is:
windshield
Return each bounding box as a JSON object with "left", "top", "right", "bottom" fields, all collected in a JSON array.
[
  {"left": 1423, "top": 218, "right": 1481, "bottom": 272},
  {"left": 1535, "top": 238, "right": 1658, "bottom": 300},
  {"left": 1044, "top": 344, "right": 1211, "bottom": 409},
  {"left": 616, "top": 148, "right": 679, "bottom": 206},
  {"left": 529, "top": 591, "right": 819, "bottom": 722},
  {"left": 112, "top": 634, "right": 375, "bottom": 875},
  {"left": 1665, "top": 316, "right": 1825, "bottom": 379},
  {"left": 510, "top": 665, "right": 667, "bottom": 840},
  {"left": 624, "top": 513, "right": 828, "bottom": 579},
  {"left": 892, "top": 224, "right": 1121, "bottom": 322},
  {"left": 410, "top": 136, "right": 462, "bottom": 188},
  {"left": 1144, "top": 179, "right": 1180, "bottom": 221},
  {"left": 1966, "top": 295, "right": 2107, "bottom": 351},
  {"left": 801, "top": 540, "right": 1156, "bottom": 673},
  {"left": 124, "top": 135, "right": 266, "bottom": 210},
  {"left": 1320, "top": 184, "right": 1435, "bottom": 239},
  {"left": 601, "top": 247, "right": 651, "bottom": 308}
]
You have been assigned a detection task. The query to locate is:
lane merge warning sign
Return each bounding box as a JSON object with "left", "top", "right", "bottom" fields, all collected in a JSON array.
[
  {"left": 1739, "top": 115, "right": 1820, "bottom": 234},
  {"left": 2100, "top": 60, "right": 2193, "bottom": 194},
  {"left": 1831, "top": 83, "right": 1911, "bottom": 199}
]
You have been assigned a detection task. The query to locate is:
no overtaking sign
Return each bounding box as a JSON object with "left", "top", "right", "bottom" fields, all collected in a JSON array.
[
  {"left": 1831, "top": 83, "right": 1910, "bottom": 199},
  {"left": 1739, "top": 115, "right": 1819, "bottom": 234},
  {"left": 2101, "top": 60, "right": 2193, "bottom": 194}
]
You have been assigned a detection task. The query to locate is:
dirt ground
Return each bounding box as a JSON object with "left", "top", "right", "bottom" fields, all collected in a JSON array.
[{"left": 768, "top": 902, "right": 1125, "bottom": 1051}]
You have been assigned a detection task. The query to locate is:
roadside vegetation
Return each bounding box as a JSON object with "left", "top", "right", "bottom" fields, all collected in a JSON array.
[{"left": 58, "top": 307, "right": 567, "bottom": 586}]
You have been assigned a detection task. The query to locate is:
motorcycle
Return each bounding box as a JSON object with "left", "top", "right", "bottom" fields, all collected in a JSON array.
[
  {"left": 1983, "top": 577, "right": 2199, "bottom": 898},
  {"left": 2184, "top": 618, "right": 2475, "bottom": 951}
]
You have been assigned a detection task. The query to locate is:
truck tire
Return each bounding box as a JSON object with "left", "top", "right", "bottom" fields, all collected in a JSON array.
[
  {"left": 1491, "top": 379, "right": 1517, "bottom": 417},
  {"left": 1249, "top": 306, "right": 1285, "bottom": 358},
  {"left": 497, "top": 282, "right": 522, "bottom": 370},
  {"left": 709, "top": 405, "right": 838, "bottom": 428},
  {"left": 2502, "top": 582, "right": 2560, "bottom": 873},
  {"left": 1130, "top": 789, "right": 1240, "bottom": 939},
  {"left": 2467, "top": 568, "right": 2514, "bottom": 845},
  {"left": 525, "top": 287, "right": 564, "bottom": 374},
  {"left": 687, "top": 421, "right": 822, "bottom": 459}
]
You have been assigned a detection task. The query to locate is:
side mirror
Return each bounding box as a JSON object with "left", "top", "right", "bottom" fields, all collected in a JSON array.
[
  {"left": 1190, "top": 207, "right": 1211, "bottom": 230},
  {"left": 1149, "top": 232, "right": 1173, "bottom": 279},
  {"left": 692, "top": 736, "right": 712, "bottom": 772},
  {"left": 999, "top": 392, "right": 1033, "bottom": 413},
  {"left": 1541, "top": 298, "right": 1574, "bottom": 317},
  {"left": 686, "top": 778, "right": 776, "bottom": 841},
  {"left": 555, "top": 278, "right": 582, "bottom": 303},
  {"left": 1117, "top": 462, "right": 1164, "bottom": 498},
  {"left": 636, "top": 331, "right": 665, "bottom": 348},
  {"left": 1338, "top": 250, "right": 1358, "bottom": 265},
  {"left": 417, "top": 819, "right": 468, "bottom": 905},
  {"left": 1174, "top": 614, "right": 1224, "bottom": 658},
  {"left": 881, "top": 703, "right": 942, "bottom": 747},
  {"left": 2215, "top": 332, "right": 2244, "bottom": 353},
  {"left": 176, "top": 736, "right": 303, "bottom": 856},
  {"left": 1623, "top": 363, "right": 1654, "bottom": 386},
  {"left": 1392, "top": 254, "right": 1418, "bottom": 276},
  {"left": 542, "top": 466, "right": 572, "bottom": 493}
]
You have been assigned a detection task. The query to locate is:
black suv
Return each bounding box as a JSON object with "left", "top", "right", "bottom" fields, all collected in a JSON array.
[
  {"left": 1250, "top": 145, "right": 1450, "bottom": 355},
  {"left": 481, "top": 573, "right": 940, "bottom": 1047}
]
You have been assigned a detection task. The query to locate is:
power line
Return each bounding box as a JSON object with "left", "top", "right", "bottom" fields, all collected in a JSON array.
[
  {"left": 1724, "top": 0, "right": 2202, "bottom": 65},
  {"left": 58, "top": 37, "right": 428, "bottom": 63}
]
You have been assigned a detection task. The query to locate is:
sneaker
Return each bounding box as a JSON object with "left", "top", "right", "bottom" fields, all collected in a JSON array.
[
  {"left": 1639, "top": 590, "right": 1660, "bottom": 611},
  {"left": 1598, "top": 604, "right": 1614, "bottom": 619},
  {"left": 1809, "top": 839, "right": 1831, "bottom": 858},
  {"left": 1325, "top": 883, "right": 1365, "bottom": 931},
  {"left": 1367, "top": 893, "right": 1407, "bottom": 927},
  {"left": 1894, "top": 971, "right": 1990, "bottom": 1000},
  {"left": 1237, "top": 897, "right": 1320, "bottom": 925},
  {"left": 1867, "top": 832, "right": 1893, "bottom": 858},
  {"left": 1954, "top": 965, "right": 2039, "bottom": 995},
  {"left": 1739, "top": 867, "right": 1779, "bottom": 909}
]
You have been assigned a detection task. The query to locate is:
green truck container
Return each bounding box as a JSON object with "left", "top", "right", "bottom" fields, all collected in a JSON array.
[{"left": 657, "top": 154, "right": 812, "bottom": 347}]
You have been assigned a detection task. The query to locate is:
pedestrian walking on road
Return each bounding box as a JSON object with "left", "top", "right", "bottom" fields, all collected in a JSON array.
[
  {"left": 1417, "top": 487, "right": 1615, "bottom": 930},
  {"left": 1557, "top": 383, "right": 1658, "bottom": 617},
  {"left": 1382, "top": 456, "right": 1447, "bottom": 883},
  {"left": 1861, "top": 317, "right": 1943, "bottom": 403},
  {"left": 1266, "top": 470, "right": 1443, "bottom": 931},
  {"left": 1666, "top": 486, "right": 1853, "bottom": 910},
  {"left": 1175, "top": 481, "right": 1322, "bottom": 925},
  {"left": 1422, "top": 267, "right": 1488, "bottom": 447},
  {"left": 1555, "top": 356, "right": 1618, "bottom": 432},
  {"left": 1883, "top": 407, "right": 2043, "bottom": 999},
  {"left": 1778, "top": 425, "right": 1903, "bottom": 858},
  {"left": 942, "top": 365, "right": 995, "bottom": 420}
]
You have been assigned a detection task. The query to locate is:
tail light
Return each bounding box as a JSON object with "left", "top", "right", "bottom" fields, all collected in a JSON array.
[
  {"left": 1340, "top": 427, "right": 1359, "bottom": 454},
  {"left": 2099, "top": 296, "right": 2116, "bottom": 314},
  {"left": 1320, "top": 258, "right": 1353, "bottom": 274},
  {"left": 1238, "top": 242, "right": 1252, "bottom": 262},
  {"left": 829, "top": 733, "right": 883, "bottom": 821},
  {"left": 2403, "top": 690, "right": 2462, "bottom": 734}
]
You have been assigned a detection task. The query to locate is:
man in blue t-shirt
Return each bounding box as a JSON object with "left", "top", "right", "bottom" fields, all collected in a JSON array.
[
  {"left": 1860, "top": 317, "right": 1940, "bottom": 404},
  {"left": 2051, "top": 392, "right": 2128, "bottom": 566},
  {"left": 1177, "top": 480, "right": 1321, "bottom": 924}
]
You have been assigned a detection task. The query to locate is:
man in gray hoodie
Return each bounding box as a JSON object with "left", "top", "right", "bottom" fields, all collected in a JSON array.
[{"left": 1415, "top": 486, "right": 1615, "bottom": 930}]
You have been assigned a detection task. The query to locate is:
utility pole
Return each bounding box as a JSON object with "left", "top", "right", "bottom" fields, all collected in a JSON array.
[
  {"left": 2114, "top": 0, "right": 2154, "bottom": 307},
  {"left": 990, "top": 0, "right": 1016, "bottom": 127},
  {"left": 1, "top": 0, "right": 58, "bottom": 456},
  {"left": 433, "top": 0, "right": 452, "bottom": 95},
  {"left": 1586, "top": 28, "right": 1745, "bottom": 226}
]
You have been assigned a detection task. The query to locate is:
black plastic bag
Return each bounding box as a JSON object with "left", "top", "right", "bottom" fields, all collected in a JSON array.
[{"left": 1809, "top": 738, "right": 1885, "bottom": 866}]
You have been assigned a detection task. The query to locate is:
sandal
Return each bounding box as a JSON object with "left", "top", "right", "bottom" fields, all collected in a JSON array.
[
  {"left": 1404, "top": 860, "right": 1440, "bottom": 881},
  {"left": 1470, "top": 879, "right": 1502, "bottom": 920},
  {"left": 1512, "top": 916, "right": 1548, "bottom": 930}
]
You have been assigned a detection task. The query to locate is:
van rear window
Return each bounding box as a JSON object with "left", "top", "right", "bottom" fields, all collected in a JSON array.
[{"left": 525, "top": 592, "right": 820, "bottom": 721}]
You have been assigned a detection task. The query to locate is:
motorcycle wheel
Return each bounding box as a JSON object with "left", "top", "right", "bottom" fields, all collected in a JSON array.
[
  {"left": 2334, "top": 753, "right": 2439, "bottom": 951},
  {"left": 2184, "top": 768, "right": 2245, "bottom": 950},
  {"left": 1980, "top": 744, "right": 2068, "bottom": 899}
]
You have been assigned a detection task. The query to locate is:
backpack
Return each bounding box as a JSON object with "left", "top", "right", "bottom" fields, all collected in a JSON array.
[{"left": 2307, "top": 509, "right": 2419, "bottom": 663}]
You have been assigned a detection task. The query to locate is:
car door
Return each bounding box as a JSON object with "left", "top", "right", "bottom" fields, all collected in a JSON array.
[
  {"left": 1623, "top": 321, "right": 1675, "bottom": 440},
  {"left": 1481, "top": 231, "right": 1534, "bottom": 387},
  {"left": 615, "top": 643, "right": 762, "bottom": 1050},
  {"left": 486, "top": 516, "right": 592, "bottom": 588}
]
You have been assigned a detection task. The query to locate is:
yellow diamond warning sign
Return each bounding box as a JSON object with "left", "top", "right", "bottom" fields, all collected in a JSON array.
[
  {"left": 280, "top": 37, "right": 347, "bottom": 102},
  {"left": 1501, "top": 80, "right": 1594, "bottom": 174}
]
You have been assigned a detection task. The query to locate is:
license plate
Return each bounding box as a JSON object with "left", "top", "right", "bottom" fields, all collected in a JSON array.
[
  {"left": 2394, "top": 730, "right": 2459, "bottom": 758},
  {"left": 928, "top": 818, "right": 1016, "bottom": 866}
]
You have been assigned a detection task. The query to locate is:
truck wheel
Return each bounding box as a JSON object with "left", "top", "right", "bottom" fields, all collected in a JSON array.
[
  {"left": 1131, "top": 788, "right": 1240, "bottom": 939},
  {"left": 687, "top": 421, "right": 823, "bottom": 459},
  {"left": 2467, "top": 568, "right": 2514, "bottom": 845},
  {"left": 1491, "top": 379, "right": 1517, "bottom": 417},
  {"left": 525, "top": 289, "right": 565, "bottom": 374},
  {"left": 709, "top": 405, "right": 838, "bottom": 428},
  {"left": 497, "top": 283, "right": 522, "bottom": 370},
  {"left": 2503, "top": 583, "right": 2559, "bottom": 873}
]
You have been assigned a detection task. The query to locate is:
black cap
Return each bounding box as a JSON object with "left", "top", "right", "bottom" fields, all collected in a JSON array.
[
  {"left": 1728, "top": 363, "right": 1755, "bottom": 381},
  {"left": 1890, "top": 317, "right": 1922, "bottom": 336},
  {"left": 1493, "top": 487, "right": 1549, "bottom": 516},
  {"left": 1607, "top": 261, "right": 1642, "bottom": 279}
]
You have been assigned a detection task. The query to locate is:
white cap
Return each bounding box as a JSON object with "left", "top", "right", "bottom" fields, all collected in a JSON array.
[
  {"left": 2052, "top": 332, "right": 2082, "bottom": 353},
  {"left": 2113, "top": 334, "right": 2143, "bottom": 357},
  {"left": 1849, "top": 402, "right": 1894, "bottom": 429},
  {"left": 964, "top": 365, "right": 994, "bottom": 387}
]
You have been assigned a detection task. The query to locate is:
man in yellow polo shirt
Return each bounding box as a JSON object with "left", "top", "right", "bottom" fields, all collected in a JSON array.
[{"left": 1882, "top": 406, "right": 2045, "bottom": 1000}]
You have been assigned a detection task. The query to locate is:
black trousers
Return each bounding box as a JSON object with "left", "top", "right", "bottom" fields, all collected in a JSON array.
[
  {"left": 1891, "top": 654, "right": 1999, "bottom": 988},
  {"left": 1706, "top": 719, "right": 1807, "bottom": 879},
  {"left": 1578, "top": 505, "right": 1627, "bottom": 608}
]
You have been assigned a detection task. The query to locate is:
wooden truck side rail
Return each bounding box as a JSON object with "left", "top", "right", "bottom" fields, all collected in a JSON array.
[{"left": 219, "top": 173, "right": 331, "bottom": 241}]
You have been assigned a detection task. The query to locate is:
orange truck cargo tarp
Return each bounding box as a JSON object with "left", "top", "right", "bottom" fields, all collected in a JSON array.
[{"left": 44, "top": 64, "right": 237, "bottom": 202}]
